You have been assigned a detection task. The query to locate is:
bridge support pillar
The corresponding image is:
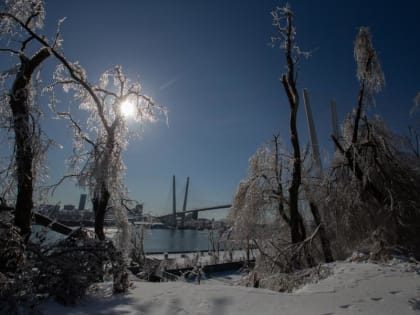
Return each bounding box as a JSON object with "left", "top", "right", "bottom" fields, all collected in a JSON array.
[{"left": 172, "top": 175, "right": 177, "bottom": 227}]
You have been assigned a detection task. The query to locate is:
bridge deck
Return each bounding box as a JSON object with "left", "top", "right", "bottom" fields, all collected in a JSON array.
[{"left": 158, "top": 204, "right": 231, "bottom": 218}]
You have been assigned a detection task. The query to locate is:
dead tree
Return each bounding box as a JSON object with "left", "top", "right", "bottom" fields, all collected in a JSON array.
[
  {"left": 331, "top": 27, "right": 385, "bottom": 205},
  {"left": 271, "top": 5, "right": 307, "bottom": 243}
]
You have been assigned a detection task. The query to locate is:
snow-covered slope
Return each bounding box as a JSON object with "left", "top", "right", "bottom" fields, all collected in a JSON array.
[{"left": 41, "top": 261, "right": 420, "bottom": 315}]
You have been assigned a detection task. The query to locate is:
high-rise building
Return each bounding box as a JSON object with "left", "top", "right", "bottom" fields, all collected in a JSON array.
[
  {"left": 134, "top": 204, "right": 143, "bottom": 216},
  {"left": 78, "top": 194, "right": 87, "bottom": 210},
  {"left": 63, "top": 204, "right": 75, "bottom": 211}
]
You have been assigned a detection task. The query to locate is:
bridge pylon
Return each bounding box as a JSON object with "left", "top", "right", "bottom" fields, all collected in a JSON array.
[
  {"left": 172, "top": 175, "right": 176, "bottom": 227},
  {"left": 162, "top": 175, "right": 231, "bottom": 228},
  {"left": 180, "top": 177, "right": 189, "bottom": 228}
]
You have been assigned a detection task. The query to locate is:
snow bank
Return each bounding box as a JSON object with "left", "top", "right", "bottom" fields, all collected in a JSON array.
[{"left": 40, "top": 261, "right": 420, "bottom": 315}]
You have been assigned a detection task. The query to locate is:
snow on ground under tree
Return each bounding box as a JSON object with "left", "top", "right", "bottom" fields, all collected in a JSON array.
[{"left": 41, "top": 260, "right": 420, "bottom": 315}]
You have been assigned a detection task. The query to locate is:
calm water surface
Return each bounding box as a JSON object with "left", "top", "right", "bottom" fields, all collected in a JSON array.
[
  {"left": 32, "top": 225, "right": 220, "bottom": 253},
  {"left": 143, "top": 229, "right": 214, "bottom": 253}
]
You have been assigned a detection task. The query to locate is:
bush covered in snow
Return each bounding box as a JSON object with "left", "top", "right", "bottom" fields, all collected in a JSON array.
[
  {"left": 0, "top": 216, "right": 129, "bottom": 312},
  {"left": 27, "top": 235, "right": 123, "bottom": 305}
]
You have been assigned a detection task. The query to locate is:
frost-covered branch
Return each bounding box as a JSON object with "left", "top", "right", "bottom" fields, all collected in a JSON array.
[
  {"left": 352, "top": 27, "right": 384, "bottom": 143},
  {"left": 0, "top": 47, "right": 21, "bottom": 54},
  {"left": 56, "top": 111, "right": 95, "bottom": 147},
  {"left": 0, "top": 0, "right": 45, "bottom": 36},
  {"left": 40, "top": 173, "right": 79, "bottom": 196},
  {"left": 229, "top": 135, "right": 302, "bottom": 256},
  {"left": 1, "top": 14, "right": 111, "bottom": 132}
]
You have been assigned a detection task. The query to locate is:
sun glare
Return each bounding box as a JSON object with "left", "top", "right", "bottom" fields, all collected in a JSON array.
[{"left": 120, "top": 100, "right": 136, "bottom": 118}]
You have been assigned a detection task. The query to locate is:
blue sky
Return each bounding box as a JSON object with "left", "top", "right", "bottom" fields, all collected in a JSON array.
[{"left": 3, "top": 0, "right": 420, "bottom": 218}]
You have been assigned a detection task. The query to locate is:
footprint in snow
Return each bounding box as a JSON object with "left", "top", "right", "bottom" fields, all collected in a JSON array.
[
  {"left": 389, "top": 290, "right": 401, "bottom": 295},
  {"left": 370, "top": 297, "right": 383, "bottom": 302},
  {"left": 339, "top": 304, "right": 352, "bottom": 309},
  {"left": 320, "top": 313, "right": 335, "bottom": 315}
]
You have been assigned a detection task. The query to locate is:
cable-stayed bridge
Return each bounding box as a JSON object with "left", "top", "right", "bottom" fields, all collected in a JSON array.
[{"left": 157, "top": 176, "right": 231, "bottom": 228}]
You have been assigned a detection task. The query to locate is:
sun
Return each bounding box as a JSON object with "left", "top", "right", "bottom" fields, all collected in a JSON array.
[{"left": 120, "top": 100, "right": 136, "bottom": 118}]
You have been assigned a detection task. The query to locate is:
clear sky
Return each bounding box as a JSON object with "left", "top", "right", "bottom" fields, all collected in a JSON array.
[{"left": 3, "top": 0, "right": 420, "bottom": 218}]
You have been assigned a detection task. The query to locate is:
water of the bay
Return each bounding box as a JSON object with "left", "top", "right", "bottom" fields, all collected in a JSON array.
[
  {"left": 32, "top": 225, "right": 221, "bottom": 253},
  {"left": 142, "top": 229, "right": 215, "bottom": 253}
]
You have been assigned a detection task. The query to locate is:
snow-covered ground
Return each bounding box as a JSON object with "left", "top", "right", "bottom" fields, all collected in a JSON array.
[{"left": 40, "top": 260, "right": 420, "bottom": 315}]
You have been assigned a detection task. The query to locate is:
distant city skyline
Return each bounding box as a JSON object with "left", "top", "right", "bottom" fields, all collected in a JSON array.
[{"left": 43, "top": 183, "right": 231, "bottom": 220}]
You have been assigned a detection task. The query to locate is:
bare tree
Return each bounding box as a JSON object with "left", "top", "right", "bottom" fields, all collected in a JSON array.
[
  {"left": 0, "top": 0, "right": 53, "bottom": 239},
  {"left": 331, "top": 27, "right": 385, "bottom": 201},
  {"left": 271, "top": 4, "right": 308, "bottom": 244},
  {"left": 49, "top": 64, "right": 165, "bottom": 244},
  {"left": 229, "top": 137, "right": 283, "bottom": 239},
  {"left": 229, "top": 136, "right": 313, "bottom": 269},
  {"left": 230, "top": 4, "right": 330, "bottom": 272}
]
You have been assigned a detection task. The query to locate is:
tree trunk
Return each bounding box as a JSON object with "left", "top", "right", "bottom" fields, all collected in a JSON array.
[
  {"left": 352, "top": 80, "right": 365, "bottom": 144},
  {"left": 10, "top": 48, "right": 50, "bottom": 240},
  {"left": 92, "top": 186, "right": 110, "bottom": 241},
  {"left": 33, "top": 212, "right": 74, "bottom": 235},
  {"left": 13, "top": 113, "right": 33, "bottom": 240},
  {"left": 273, "top": 135, "right": 291, "bottom": 226},
  {"left": 280, "top": 12, "right": 305, "bottom": 244},
  {"left": 352, "top": 53, "right": 373, "bottom": 144},
  {"left": 309, "top": 202, "right": 333, "bottom": 263},
  {"left": 332, "top": 136, "right": 383, "bottom": 203}
]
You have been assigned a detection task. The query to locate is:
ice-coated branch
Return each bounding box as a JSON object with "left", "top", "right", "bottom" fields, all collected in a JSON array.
[
  {"left": 51, "top": 17, "right": 66, "bottom": 49},
  {"left": 2, "top": 15, "right": 111, "bottom": 131},
  {"left": 40, "top": 173, "right": 80, "bottom": 196},
  {"left": 20, "top": 34, "right": 35, "bottom": 51},
  {"left": 352, "top": 27, "right": 384, "bottom": 143},
  {"left": 56, "top": 111, "right": 95, "bottom": 147},
  {"left": 0, "top": 47, "right": 20, "bottom": 55},
  {"left": 93, "top": 87, "right": 119, "bottom": 100},
  {"left": 0, "top": 0, "right": 45, "bottom": 35}
]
